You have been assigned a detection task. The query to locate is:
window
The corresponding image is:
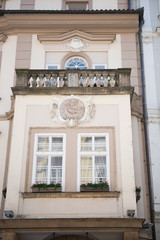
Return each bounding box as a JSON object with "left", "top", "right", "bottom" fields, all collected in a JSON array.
[
  {"left": 32, "top": 134, "right": 66, "bottom": 191},
  {"left": 46, "top": 64, "right": 59, "bottom": 70},
  {"left": 78, "top": 133, "right": 110, "bottom": 190},
  {"left": 65, "top": 57, "right": 88, "bottom": 69},
  {"left": 64, "top": 0, "right": 92, "bottom": 10},
  {"left": 93, "top": 64, "right": 107, "bottom": 69}
]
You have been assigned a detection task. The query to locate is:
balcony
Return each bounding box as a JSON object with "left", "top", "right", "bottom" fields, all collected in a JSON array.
[{"left": 13, "top": 68, "right": 133, "bottom": 95}]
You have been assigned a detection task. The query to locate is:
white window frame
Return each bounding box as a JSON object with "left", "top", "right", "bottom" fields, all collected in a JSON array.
[
  {"left": 77, "top": 133, "right": 110, "bottom": 191},
  {"left": 32, "top": 133, "right": 66, "bottom": 192},
  {"left": 93, "top": 64, "right": 107, "bottom": 69},
  {"left": 46, "top": 64, "right": 60, "bottom": 70}
]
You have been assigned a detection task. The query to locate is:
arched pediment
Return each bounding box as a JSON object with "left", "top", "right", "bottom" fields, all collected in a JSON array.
[{"left": 37, "top": 30, "right": 116, "bottom": 43}]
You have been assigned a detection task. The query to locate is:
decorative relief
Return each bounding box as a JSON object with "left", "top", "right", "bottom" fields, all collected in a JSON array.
[
  {"left": 65, "top": 37, "right": 88, "bottom": 52},
  {"left": 50, "top": 95, "right": 95, "bottom": 127},
  {"left": 142, "top": 34, "right": 153, "bottom": 44},
  {"left": 0, "top": 34, "right": 7, "bottom": 43}
]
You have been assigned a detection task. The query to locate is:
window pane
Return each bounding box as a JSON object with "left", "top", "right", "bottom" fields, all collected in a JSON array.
[
  {"left": 94, "top": 156, "right": 107, "bottom": 183},
  {"left": 95, "top": 137, "right": 106, "bottom": 151},
  {"left": 50, "top": 156, "right": 62, "bottom": 183},
  {"left": 37, "top": 137, "right": 49, "bottom": 152},
  {"left": 52, "top": 137, "right": 63, "bottom": 152},
  {"left": 81, "top": 156, "right": 92, "bottom": 183},
  {"left": 67, "top": 3, "right": 87, "bottom": 10},
  {"left": 51, "top": 156, "right": 62, "bottom": 166},
  {"left": 81, "top": 137, "right": 92, "bottom": 151},
  {"left": 37, "top": 156, "right": 48, "bottom": 166}
]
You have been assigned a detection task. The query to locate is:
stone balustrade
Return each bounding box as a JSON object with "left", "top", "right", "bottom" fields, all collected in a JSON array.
[{"left": 15, "top": 69, "right": 131, "bottom": 88}]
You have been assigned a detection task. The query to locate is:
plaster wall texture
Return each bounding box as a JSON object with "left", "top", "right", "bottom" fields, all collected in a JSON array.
[
  {"left": 0, "top": 36, "right": 17, "bottom": 115},
  {"left": 4, "top": 95, "right": 137, "bottom": 218},
  {"left": 35, "top": 0, "right": 61, "bottom": 10},
  {"left": 0, "top": 121, "right": 9, "bottom": 216},
  {"left": 131, "top": 116, "right": 149, "bottom": 221},
  {"left": 31, "top": 34, "right": 121, "bottom": 69},
  {"left": 5, "top": 0, "right": 20, "bottom": 9},
  {"left": 92, "top": 0, "right": 117, "bottom": 10},
  {"left": 21, "top": 198, "right": 120, "bottom": 218},
  {"left": 20, "top": 0, "right": 35, "bottom": 10}
]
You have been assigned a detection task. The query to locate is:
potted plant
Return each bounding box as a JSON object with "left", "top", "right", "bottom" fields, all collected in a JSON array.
[
  {"left": 31, "top": 182, "right": 61, "bottom": 192},
  {"left": 136, "top": 186, "right": 141, "bottom": 202},
  {"left": 2, "top": 187, "right": 7, "bottom": 198},
  {"left": 80, "top": 181, "right": 109, "bottom": 192}
]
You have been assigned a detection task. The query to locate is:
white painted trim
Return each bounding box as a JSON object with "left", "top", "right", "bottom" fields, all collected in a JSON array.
[
  {"left": 77, "top": 133, "right": 110, "bottom": 191},
  {"left": 32, "top": 133, "right": 66, "bottom": 191}
]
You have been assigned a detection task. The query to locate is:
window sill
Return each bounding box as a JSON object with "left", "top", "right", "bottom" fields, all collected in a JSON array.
[{"left": 22, "top": 191, "right": 120, "bottom": 199}]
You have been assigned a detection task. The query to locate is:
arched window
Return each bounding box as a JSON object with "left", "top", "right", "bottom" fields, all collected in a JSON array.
[{"left": 65, "top": 57, "right": 88, "bottom": 70}]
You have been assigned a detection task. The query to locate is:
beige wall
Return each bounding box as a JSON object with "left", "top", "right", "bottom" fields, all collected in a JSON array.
[
  {"left": 35, "top": 0, "right": 62, "bottom": 10},
  {"left": 118, "top": 0, "right": 128, "bottom": 9},
  {"left": 15, "top": 34, "right": 32, "bottom": 69},
  {"left": 92, "top": 0, "right": 118, "bottom": 10},
  {"left": 0, "top": 36, "right": 17, "bottom": 115},
  {"left": 5, "top": 0, "right": 20, "bottom": 9},
  {"left": 121, "top": 33, "right": 140, "bottom": 94},
  {"left": 4, "top": 95, "right": 137, "bottom": 218},
  {"left": 20, "top": 0, "right": 35, "bottom": 10},
  {"left": 0, "top": 121, "right": 9, "bottom": 217}
]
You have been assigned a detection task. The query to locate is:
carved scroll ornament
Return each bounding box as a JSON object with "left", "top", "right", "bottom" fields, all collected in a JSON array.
[{"left": 50, "top": 95, "right": 95, "bottom": 127}]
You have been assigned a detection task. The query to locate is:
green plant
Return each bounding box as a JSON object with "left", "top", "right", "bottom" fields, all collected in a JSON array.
[
  {"left": 136, "top": 186, "right": 141, "bottom": 202},
  {"left": 2, "top": 187, "right": 7, "bottom": 198},
  {"left": 31, "top": 182, "right": 61, "bottom": 189},
  {"left": 80, "top": 181, "right": 109, "bottom": 189}
]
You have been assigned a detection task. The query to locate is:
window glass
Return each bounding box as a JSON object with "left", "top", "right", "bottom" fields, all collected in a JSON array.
[
  {"left": 79, "top": 134, "right": 109, "bottom": 185},
  {"left": 65, "top": 57, "right": 88, "bottom": 69},
  {"left": 66, "top": 2, "right": 88, "bottom": 10},
  {"left": 33, "top": 135, "right": 65, "bottom": 186}
]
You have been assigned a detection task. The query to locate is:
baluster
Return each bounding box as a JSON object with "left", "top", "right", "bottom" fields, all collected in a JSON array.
[
  {"left": 37, "top": 73, "right": 44, "bottom": 88},
  {"left": 110, "top": 73, "right": 116, "bottom": 87},
  {"left": 29, "top": 74, "right": 37, "bottom": 87},
  {"left": 45, "top": 74, "right": 51, "bottom": 87},
  {"left": 100, "top": 74, "right": 104, "bottom": 87},
  {"left": 79, "top": 74, "right": 83, "bottom": 87},
  {"left": 89, "top": 73, "right": 94, "bottom": 87},
  {"left": 103, "top": 74, "right": 109, "bottom": 87},
  {"left": 96, "top": 74, "right": 101, "bottom": 87}
]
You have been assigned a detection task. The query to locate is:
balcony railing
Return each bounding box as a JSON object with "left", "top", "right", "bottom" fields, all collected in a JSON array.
[{"left": 15, "top": 69, "right": 131, "bottom": 89}]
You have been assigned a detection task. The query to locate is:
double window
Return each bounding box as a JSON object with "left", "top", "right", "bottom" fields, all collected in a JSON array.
[
  {"left": 32, "top": 133, "right": 109, "bottom": 191},
  {"left": 32, "top": 134, "right": 66, "bottom": 191}
]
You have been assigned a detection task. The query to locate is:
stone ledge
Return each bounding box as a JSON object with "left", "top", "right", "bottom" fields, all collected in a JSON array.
[
  {"left": 12, "top": 87, "right": 134, "bottom": 96},
  {"left": 22, "top": 191, "right": 120, "bottom": 198}
]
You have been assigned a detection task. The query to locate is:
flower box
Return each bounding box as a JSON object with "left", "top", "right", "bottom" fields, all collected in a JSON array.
[
  {"left": 32, "top": 187, "right": 61, "bottom": 193},
  {"left": 80, "top": 186, "right": 109, "bottom": 192}
]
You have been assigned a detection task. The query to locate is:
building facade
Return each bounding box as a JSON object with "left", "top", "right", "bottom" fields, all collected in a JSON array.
[
  {"left": 0, "top": 0, "right": 155, "bottom": 239},
  {"left": 132, "top": 0, "right": 160, "bottom": 239}
]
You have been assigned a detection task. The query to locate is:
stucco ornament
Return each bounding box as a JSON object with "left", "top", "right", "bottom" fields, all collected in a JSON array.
[
  {"left": 50, "top": 95, "right": 95, "bottom": 127},
  {"left": 66, "top": 37, "right": 88, "bottom": 52}
]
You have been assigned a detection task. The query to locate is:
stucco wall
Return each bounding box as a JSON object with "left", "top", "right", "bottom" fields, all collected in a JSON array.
[{"left": 4, "top": 94, "right": 137, "bottom": 218}]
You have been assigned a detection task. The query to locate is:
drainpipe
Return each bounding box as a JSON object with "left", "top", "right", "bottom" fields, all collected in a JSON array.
[
  {"left": 128, "top": 0, "right": 131, "bottom": 9},
  {"left": 138, "top": 11, "right": 156, "bottom": 240}
]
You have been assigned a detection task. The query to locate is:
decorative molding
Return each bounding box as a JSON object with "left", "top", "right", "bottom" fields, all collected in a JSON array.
[
  {"left": 22, "top": 191, "right": 120, "bottom": 199},
  {"left": 142, "top": 34, "right": 153, "bottom": 44},
  {"left": 37, "top": 30, "right": 116, "bottom": 43},
  {"left": 0, "top": 33, "right": 7, "bottom": 43},
  {"left": 65, "top": 37, "right": 88, "bottom": 52},
  {"left": 50, "top": 95, "right": 95, "bottom": 127},
  {"left": 0, "top": 96, "right": 14, "bottom": 121}
]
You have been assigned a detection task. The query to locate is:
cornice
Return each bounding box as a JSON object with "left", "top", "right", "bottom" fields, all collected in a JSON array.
[{"left": 0, "top": 10, "right": 140, "bottom": 34}]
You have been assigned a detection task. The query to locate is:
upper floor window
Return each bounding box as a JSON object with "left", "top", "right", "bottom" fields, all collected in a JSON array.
[
  {"left": 32, "top": 134, "right": 66, "bottom": 191},
  {"left": 65, "top": 57, "right": 88, "bottom": 69},
  {"left": 63, "top": 0, "right": 92, "bottom": 10},
  {"left": 78, "top": 133, "right": 110, "bottom": 189}
]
